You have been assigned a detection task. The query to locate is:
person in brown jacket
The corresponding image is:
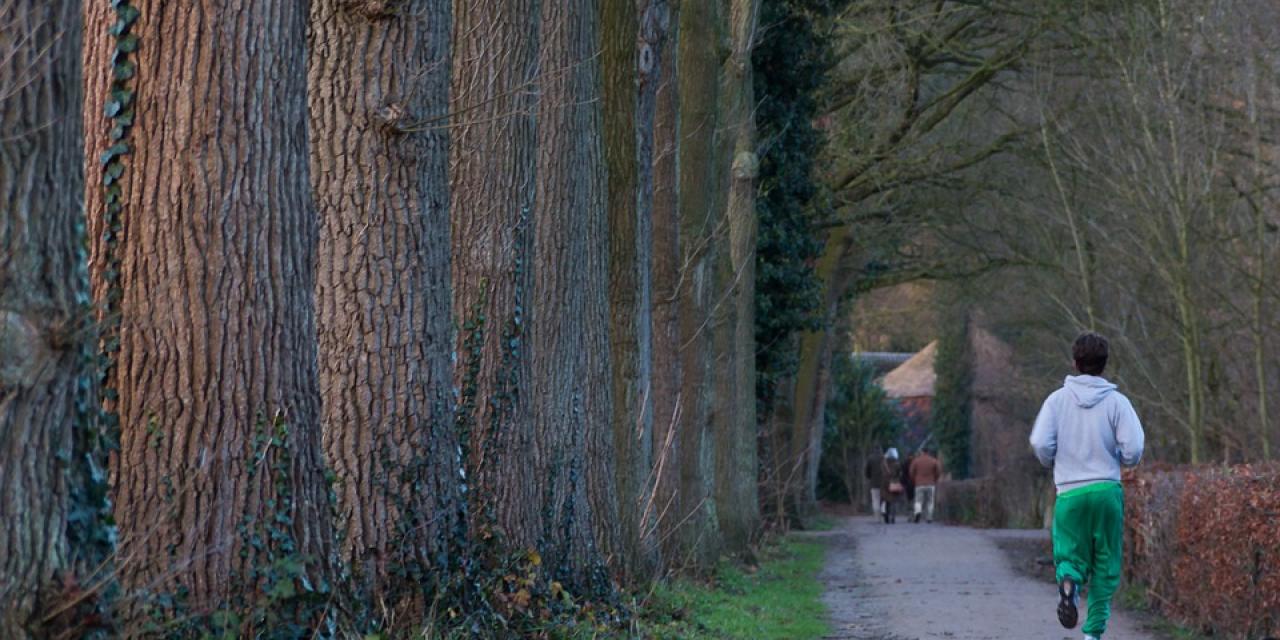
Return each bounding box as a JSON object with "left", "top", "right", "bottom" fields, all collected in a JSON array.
[{"left": 909, "top": 447, "right": 943, "bottom": 523}]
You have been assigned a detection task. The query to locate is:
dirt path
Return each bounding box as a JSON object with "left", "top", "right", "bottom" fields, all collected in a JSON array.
[{"left": 814, "top": 516, "right": 1160, "bottom": 640}]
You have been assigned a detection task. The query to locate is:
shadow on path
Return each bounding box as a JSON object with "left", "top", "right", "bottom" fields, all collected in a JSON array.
[{"left": 806, "top": 516, "right": 1161, "bottom": 640}]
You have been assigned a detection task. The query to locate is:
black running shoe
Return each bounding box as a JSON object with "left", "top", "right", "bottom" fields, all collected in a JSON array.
[{"left": 1057, "top": 577, "right": 1079, "bottom": 629}]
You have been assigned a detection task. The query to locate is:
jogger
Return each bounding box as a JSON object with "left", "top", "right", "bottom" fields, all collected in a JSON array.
[
  {"left": 1030, "top": 333, "right": 1144, "bottom": 638},
  {"left": 1052, "top": 482, "right": 1124, "bottom": 637}
]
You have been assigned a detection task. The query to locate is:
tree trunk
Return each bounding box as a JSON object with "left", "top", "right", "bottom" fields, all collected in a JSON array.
[
  {"left": 532, "top": 0, "right": 615, "bottom": 580},
  {"left": 0, "top": 3, "right": 91, "bottom": 635},
  {"left": 451, "top": 0, "right": 611, "bottom": 583},
  {"left": 675, "top": 0, "right": 724, "bottom": 568},
  {"left": 308, "top": 0, "right": 458, "bottom": 600},
  {"left": 648, "top": 0, "right": 683, "bottom": 570},
  {"left": 84, "top": 0, "right": 333, "bottom": 615},
  {"left": 449, "top": 0, "right": 541, "bottom": 559},
  {"left": 762, "top": 374, "right": 797, "bottom": 525},
  {"left": 712, "top": 0, "right": 761, "bottom": 555},
  {"left": 603, "top": 0, "right": 660, "bottom": 578},
  {"left": 784, "top": 227, "right": 853, "bottom": 520}
]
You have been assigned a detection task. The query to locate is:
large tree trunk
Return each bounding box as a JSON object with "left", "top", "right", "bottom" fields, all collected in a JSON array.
[
  {"left": 532, "top": 0, "right": 615, "bottom": 580},
  {"left": 84, "top": 0, "right": 333, "bottom": 615},
  {"left": 450, "top": 0, "right": 611, "bottom": 584},
  {"left": 449, "top": 0, "right": 541, "bottom": 559},
  {"left": 0, "top": 3, "right": 90, "bottom": 635},
  {"left": 308, "top": 0, "right": 457, "bottom": 601},
  {"left": 602, "top": 0, "right": 659, "bottom": 578},
  {"left": 712, "top": 0, "right": 761, "bottom": 555},
  {"left": 675, "top": 0, "right": 724, "bottom": 568},
  {"left": 648, "top": 0, "right": 684, "bottom": 570}
]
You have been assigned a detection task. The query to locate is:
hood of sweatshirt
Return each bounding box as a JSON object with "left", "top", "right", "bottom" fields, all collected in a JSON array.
[{"left": 1064, "top": 375, "right": 1117, "bottom": 409}]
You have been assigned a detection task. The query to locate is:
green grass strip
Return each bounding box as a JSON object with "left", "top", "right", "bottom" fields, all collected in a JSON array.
[{"left": 639, "top": 538, "right": 830, "bottom": 639}]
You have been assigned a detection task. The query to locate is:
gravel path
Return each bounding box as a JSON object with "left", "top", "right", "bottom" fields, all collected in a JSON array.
[{"left": 815, "top": 516, "right": 1161, "bottom": 640}]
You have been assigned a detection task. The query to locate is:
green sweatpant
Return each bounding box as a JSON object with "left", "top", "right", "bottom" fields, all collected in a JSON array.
[{"left": 1053, "top": 481, "right": 1124, "bottom": 638}]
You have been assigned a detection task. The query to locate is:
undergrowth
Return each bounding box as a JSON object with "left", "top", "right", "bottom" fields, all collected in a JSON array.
[
  {"left": 636, "top": 538, "right": 829, "bottom": 640},
  {"left": 1117, "top": 585, "right": 1210, "bottom": 640}
]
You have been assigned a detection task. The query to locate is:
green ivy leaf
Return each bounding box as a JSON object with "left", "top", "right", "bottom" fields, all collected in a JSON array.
[
  {"left": 268, "top": 579, "right": 296, "bottom": 600},
  {"left": 100, "top": 142, "right": 130, "bottom": 166},
  {"left": 117, "top": 33, "right": 140, "bottom": 53},
  {"left": 110, "top": 88, "right": 134, "bottom": 107},
  {"left": 113, "top": 61, "right": 136, "bottom": 81},
  {"left": 104, "top": 101, "right": 121, "bottom": 118},
  {"left": 116, "top": 5, "right": 141, "bottom": 26}
]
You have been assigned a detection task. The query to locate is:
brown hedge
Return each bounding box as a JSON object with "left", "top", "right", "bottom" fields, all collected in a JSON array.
[{"left": 1124, "top": 463, "right": 1280, "bottom": 639}]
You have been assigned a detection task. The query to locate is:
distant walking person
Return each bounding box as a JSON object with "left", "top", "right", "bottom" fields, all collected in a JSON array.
[
  {"left": 909, "top": 447, "right": 942, "bottom": 523},
  {"left": 900, "top": 452, "right": 916, "bottom": 506},
  {"left": 1030, "top": 333, "right": 1144, "bottom": 640},
  {"left": 864, "top": 448, "right": 886, "bottom": 516},
  {"left": 880, "top": 448, "right": 904, "bottom": 524}
]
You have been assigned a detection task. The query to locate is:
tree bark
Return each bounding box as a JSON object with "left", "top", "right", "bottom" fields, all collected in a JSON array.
[
  {"left": 0, "top": 2, "right": 87, "bottom": 635},
  {"left": 449, "top": 0, "right": 541, "bottom": 558},
  {"left": 675, "top": 0, "right": 724, "bottom": 568},
  {"left": 308, "top": 0, "right": 457, "bottom": 598},
  {"left": 648, "top": 0, "right": 683, "bottom": 570},
  {"left": 533, "top": 0, "right": 615, "bottom": 580},
  {"left": 451, "top": 0, "right": 611, "bottom": 583},
  {"left": 603, "top": 0, "right": 659, "bottom": 578},
  {"left": 713, "top": 0, "right": 761, "bottom": 555},
  {"left": 84, "top": 0, "right": 333, "bottom": 613},
  {"left": 782, "top": 227, "right": 853, "bottom": 521}
]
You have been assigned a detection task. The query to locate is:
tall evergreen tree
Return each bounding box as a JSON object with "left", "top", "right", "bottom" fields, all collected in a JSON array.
[{"left": 932, "top": 308, "right": 973, "bottom": 479}]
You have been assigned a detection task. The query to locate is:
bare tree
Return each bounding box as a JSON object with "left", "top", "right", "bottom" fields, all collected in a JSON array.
[
  {"left": 713, "top": 0, "right": 764, "bottom": 554},
  {"left": 308, "top": 0, "right": 459, "bottom": 606},
  {"left": 0, "top": 2, "right": 95, "bottom": 635},
  {"left": 603, "top": 0, "right": 663, "bottom": 578},
  {"left": 450, "top": 0, "right": 613, "bottom": 583},
  {"left": 84, "top": 0, "right": 334, "bottom": 615}
]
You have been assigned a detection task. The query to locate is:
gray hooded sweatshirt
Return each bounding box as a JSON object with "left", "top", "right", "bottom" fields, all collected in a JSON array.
[{"left": 1029, "top": 375, "right": 1145, "bottom": 493}]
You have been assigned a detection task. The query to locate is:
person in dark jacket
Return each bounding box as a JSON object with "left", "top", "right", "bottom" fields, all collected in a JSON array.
[
  {"left": 880, "top": 448, "right": 904, "bottom": 523},
  {"left": 864, "top": 448, "right": 886, "bottom": 516}
]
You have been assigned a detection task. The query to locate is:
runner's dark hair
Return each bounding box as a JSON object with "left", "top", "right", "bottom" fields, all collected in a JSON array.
[{"left": 1073, "top": 332, "right": 1109, "bottom": 376}]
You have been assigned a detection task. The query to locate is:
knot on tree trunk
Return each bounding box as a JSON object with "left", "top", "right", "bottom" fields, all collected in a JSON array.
[
  {"left": 732, "top": 151, "right": 759, "bottom": 180},
  {"left": 375, "top": 99, "right": 413, "bottom": 134},
  {"left": 339, "top": 0, "right": 401, "bottom": 19},
  {"left": 0, "top": 309, "right": 56, "bottom": 389}
]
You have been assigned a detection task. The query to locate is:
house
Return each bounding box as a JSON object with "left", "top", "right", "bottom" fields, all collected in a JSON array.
[{"left": 878, "top": 340, "right": 937, "bottom": 449}]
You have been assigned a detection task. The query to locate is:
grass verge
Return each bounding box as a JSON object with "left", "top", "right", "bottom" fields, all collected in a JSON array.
[
  {"left": 1117, "top": 585, "right": 1210, "bottom": 640},
  {"left": 636, "top": 538, "right": 830, "bottom": 639}
]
